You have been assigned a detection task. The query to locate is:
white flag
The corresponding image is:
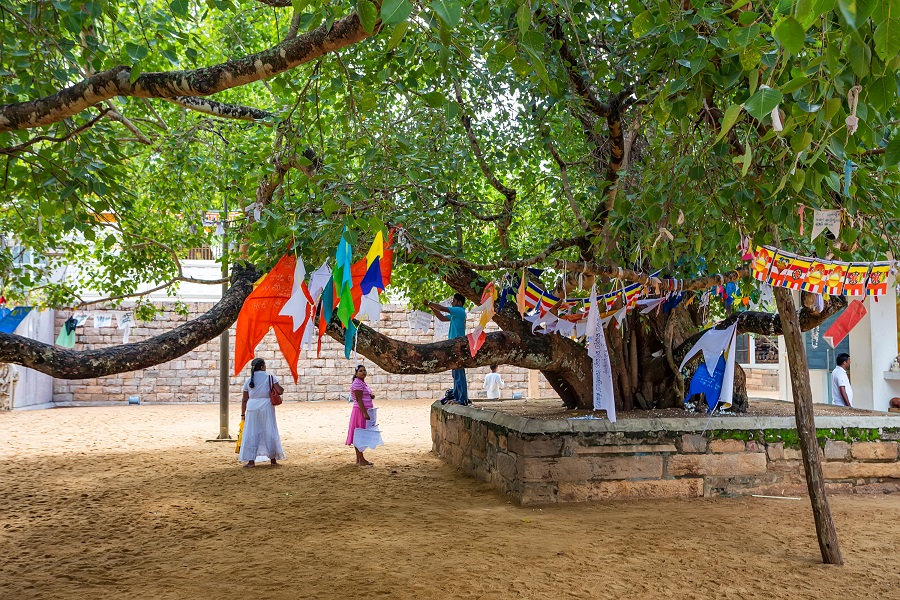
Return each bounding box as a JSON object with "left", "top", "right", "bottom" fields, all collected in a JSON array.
[
  {"left": 811, "top": 209, "right": 841, "bottom": 242},
  {"left": 589, "top": 319, "right": 616, "bottom": 422}
]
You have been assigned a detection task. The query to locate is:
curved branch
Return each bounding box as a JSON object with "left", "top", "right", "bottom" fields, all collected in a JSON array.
[
  {"left": 72, "top": 274, "right": 231, "bottom": 310},
  {"left": 0, "top": 9, "right": 376, "bottom": 132},
  {"left": 165, "top": 97, "right": 275, "bottom": 122},
  {"left": 0, "top": 108, "right": 109, "bottom": 155},
  {"left": 403, "top": 229, "right": 749, "bottom": 291},
  {"left": 402, "top": 228, "right": 589, "bottom": 271},
  {"left": 327, "top": 321, "right": 555, "bottom": 373},
  {"left": 254, "top": 0, "right": 292, "bottom": 5},
  {"left": 0, "top": 263, "right": 258, "bottom": 379}
]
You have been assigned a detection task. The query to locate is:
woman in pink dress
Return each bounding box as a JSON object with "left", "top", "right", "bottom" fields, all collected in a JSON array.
[{"left": 346, "top": 364, "right": 375, "bottom": 466}]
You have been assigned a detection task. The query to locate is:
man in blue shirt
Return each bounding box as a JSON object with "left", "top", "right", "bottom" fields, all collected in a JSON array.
[{"left": 428, "top": 294, "right": 470, "bottom": 405}]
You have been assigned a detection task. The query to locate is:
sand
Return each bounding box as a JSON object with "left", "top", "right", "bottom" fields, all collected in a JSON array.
[{"left": 2, "top": 399, "right": 899, "bottom": 600}]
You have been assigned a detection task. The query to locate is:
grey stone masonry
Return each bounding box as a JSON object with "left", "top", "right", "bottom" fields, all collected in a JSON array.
[
  {"left": 52, "top": 303, "right": 558, "bottom": 404},
  {"left": 432, "top": 402, "right": 900, "bottom": 504}
]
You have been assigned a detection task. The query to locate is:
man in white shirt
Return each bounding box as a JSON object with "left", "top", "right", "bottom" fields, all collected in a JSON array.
[
  {"left": 483, "top": 365, "right": 505, "bottom": 400},
  {"left": 830, "top": 353, "right": 853, "bottom": 408}
]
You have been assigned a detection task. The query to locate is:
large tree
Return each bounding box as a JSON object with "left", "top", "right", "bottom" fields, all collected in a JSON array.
[{"left": 1, "top": 0, "right": 897, "bottom": 411}]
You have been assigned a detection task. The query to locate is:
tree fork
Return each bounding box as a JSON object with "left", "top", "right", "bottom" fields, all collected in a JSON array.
[{"left": 773, "top": 286, "right": 843, "bottom": 565}]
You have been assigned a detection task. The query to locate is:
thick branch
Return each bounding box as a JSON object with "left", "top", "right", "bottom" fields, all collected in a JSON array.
[
  {"left": 328, "top": 321, "right": 554, "bottom": 373},
  {"left": 548, "top": 17, "right": 611, "bottom": 118},
  {"left": 0, "top": 262, "right": 258, "bottom": 379},
  {"left": 0, "top": 10, "right": 375, "bottom": 132},
  {"left": 165, "top": 97, "right": 275, "bottom": 122}
]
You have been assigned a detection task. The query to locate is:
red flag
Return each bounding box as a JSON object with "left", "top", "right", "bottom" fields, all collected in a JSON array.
[
  {"left": 823, "top": 300, "right": 867, "bottom": 348},
  {"left": 234, "top": 254, "right": 305, "bottom": 382}
]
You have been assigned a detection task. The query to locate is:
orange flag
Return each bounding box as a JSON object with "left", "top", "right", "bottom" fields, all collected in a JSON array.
[
  {"left": 234, "top": 254, "right": 305, "bottom": 382},
  {"left": 516, "top": 269, "right": 527, "bottom": 317}
]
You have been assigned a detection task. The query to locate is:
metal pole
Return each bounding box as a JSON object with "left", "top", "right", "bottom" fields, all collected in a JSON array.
[{"left": 217, "top": 206, "right": 231, "bottom": 440}]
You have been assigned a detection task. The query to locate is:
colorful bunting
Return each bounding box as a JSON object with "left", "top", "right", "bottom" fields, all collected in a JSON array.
[{"left": 752, "top": 246, "right": 894, "bottom": 297}]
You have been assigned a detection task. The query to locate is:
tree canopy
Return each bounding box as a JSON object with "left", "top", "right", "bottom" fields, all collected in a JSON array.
[{"left": 0, "top": 0, "right": 894, "bottom": 406}]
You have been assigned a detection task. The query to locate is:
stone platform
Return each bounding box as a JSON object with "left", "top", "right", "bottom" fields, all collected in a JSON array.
[{"left": 431, "top": 402, "right": 900, "bottom": 505}]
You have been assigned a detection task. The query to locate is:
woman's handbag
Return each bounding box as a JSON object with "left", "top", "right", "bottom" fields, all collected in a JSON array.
[{"left": 269, "top": 375, "right": 283, "bottom": 406}]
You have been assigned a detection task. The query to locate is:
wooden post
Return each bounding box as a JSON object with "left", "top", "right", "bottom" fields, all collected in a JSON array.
[{"left": 773, "top": 286, "right": 843, "bottom": 565}]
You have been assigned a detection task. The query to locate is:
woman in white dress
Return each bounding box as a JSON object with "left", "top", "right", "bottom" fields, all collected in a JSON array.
[{"left": 239, "top": 358, "right": 286, "bottom": 467}]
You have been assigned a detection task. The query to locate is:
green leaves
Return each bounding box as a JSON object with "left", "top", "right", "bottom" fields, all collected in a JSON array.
[
  {"left": 358, "top": 1, "right": 378, "bottom": 33},
  {"left": 632, "top": 11, "right": 653, "bottom": 39},
  {"left": 716, "top": 104, "right": 743, "bottom": 143},
  {"left": 873, "top": 0, "right": 900, "bottom": 61},
  {"left": 430, "top": 0, "right": 462, "bottom": 28},
  {"left": 773, "top": 17, "right": 806, "bottom": 54},
  {"left": 744, "top": 87, "right": 783, "bottom": 120},
  {"left": 386, "top": 22, "right": 409, "bottom": 50},
  {"left": 381, "top": 0, "right": 413, "bottom": 26},
  {"left": 884, "top": 135, "right": 900, "bottom": 165}
]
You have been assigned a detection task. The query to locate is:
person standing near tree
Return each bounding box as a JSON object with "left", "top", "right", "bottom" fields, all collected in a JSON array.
[
  {"left": 830, "top": 353, "right": 853, "bottom": 408},
  {"left": 428, "top": 293, "right": 470, "bottom": 406},
  {"left": 239, "top": 358, "right": 286, "bottom": 468},
  {"left": 483, "top": 365, "right": 505, "bottom": 400}
]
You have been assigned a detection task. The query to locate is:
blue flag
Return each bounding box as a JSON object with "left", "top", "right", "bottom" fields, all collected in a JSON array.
[
  {"left": 686, "top": 354, "right": 726, "bottom": 412},
  {"left": 0, "top": 307, "right": 32, "bottom": 334},
  {"left": 360, "top": 257, "right": 384, "bottom": 295},
  {"left": 321, "top": 276, "right": 335, "bottom": 324},
  {"left": 344, "top": 319, "right": 357, "bottom": 359}
]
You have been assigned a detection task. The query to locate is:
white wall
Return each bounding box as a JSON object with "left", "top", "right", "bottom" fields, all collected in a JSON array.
[
  {"left": 12, "top": 309, "right": 55, "bottom": 409},
  {"left": 848, "top": 280, "right": 900, "bottom": 412}
]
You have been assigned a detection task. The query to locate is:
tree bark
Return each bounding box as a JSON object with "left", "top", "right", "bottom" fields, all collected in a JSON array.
[
  {"left": 773, "top": 286, "right": 843, "bottom": 565},
  {"left": 0, "top": 9, "right": 377, "bottom": 132},
  {"left": 0, "top": 263, "right": 258, "bottom": 379}
]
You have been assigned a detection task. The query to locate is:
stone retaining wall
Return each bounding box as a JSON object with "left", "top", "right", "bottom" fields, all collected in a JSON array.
[
  {"left": 743, "top": 367, "right": 779, "bottom": 391},
  {"left": 52, "top": 303, "right": 557, "bottom": 405},
  {"left": 431, "top": 403, "right": 900, "bottom": 504}
]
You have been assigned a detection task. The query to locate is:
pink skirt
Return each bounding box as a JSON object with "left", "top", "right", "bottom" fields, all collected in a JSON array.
[{"left": 346, "top": 404, "right": 368, "bottom": 445}]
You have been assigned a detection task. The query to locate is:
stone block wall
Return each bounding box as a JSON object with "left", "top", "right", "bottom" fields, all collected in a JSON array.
[
  {"left": 743, "top": 367, "right": 779, "bottom": 391},
  {"left": 431, "top": 403, "right": 900, "bottom": 504},
  {"left": 52, "top": 303, "right": 558, "bottom": 404}
]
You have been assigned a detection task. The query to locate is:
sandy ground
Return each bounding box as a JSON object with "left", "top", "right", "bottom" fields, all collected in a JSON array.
[{"left": 2, "top": 399, "right": 900, "bottom": 600}]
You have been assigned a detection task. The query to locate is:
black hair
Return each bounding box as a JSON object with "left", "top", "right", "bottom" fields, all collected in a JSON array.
[
  {"left": 453, "top": 293, "right": 466, "bottom": 306},
  {"left": 249, "top": 358, "right": 265, "bottom": 388},
  {"left": 836, "top": 353, "right": 850, "bottom": 368},
  {"left": 490, "top": 364, "right": 498, "bottom": 371},
  {"left": 352, "top": 364, "right": 365, "bottom": 383}
]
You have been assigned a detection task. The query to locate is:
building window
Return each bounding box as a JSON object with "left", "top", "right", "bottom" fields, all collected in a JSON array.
[{"left": 737, "top": 334, "right": 779, "bottom": 368}]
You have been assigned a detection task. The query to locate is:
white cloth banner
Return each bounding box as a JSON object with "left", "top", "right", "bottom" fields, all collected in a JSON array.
[
  {"left": 811, "top": 209, "right": 841, "bottom": 242},
  {"left": 117, "top": 312, "right": 134, "bottom": 344},
  {"left": 589, "top": 319, "right": 616, "bottom": 422},
  {"left": 408, "top": 310, "right": 432, "bottom": 332},
  {"left": 93, "top": 315, "right": 113, "bottom": 329}
]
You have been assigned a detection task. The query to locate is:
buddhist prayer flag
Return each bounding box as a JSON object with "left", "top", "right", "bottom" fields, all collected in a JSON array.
[
  {"left": 843, "top": 264, "right": 870, "bottom": 296},
  {"left": 866, "top": 262, "right": 891, "bottom": 296},
  {"left": 824, "top": 261, "right": 848, "bottom": 295},
  {"left": 800, "top": 260, "right": 829, "bottom": 294},
  {"left": 784, "top": 255, "right": 812, "bottom": 291},
  {"left": 767, "top": 250, "right": 794, "bottom": 288},
  {"left": 752, "top": 246, "right": 775, "bottom": 282}
]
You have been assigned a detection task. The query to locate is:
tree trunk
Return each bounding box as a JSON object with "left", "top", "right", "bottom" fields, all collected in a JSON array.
[{"left": 773, "top": 286, "right": 843, "bottom": 565}]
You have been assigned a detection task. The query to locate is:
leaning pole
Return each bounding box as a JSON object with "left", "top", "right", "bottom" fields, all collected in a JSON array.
[{"left": 773, "top": 286, "right": 843, "bottom": 564}]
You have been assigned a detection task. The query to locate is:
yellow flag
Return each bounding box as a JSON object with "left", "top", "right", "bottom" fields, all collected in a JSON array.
[
  {"left": 516, "top": 269, "right": 527, "bottom": 317},
  {"left": 366, "top": 230, "right": 384, "bottom": 267}
]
